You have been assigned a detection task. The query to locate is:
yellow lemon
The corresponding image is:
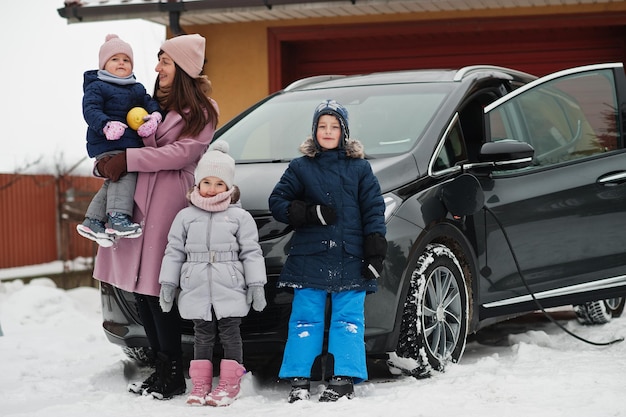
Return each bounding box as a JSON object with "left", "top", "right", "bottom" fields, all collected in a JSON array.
[{"left": 126, "top": 107, "right": 149, "bottom": 130}]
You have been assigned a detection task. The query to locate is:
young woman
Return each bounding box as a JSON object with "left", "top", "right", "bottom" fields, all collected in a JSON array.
[{"left": 93, "top": 33, "right": 219, "bottom": 400}]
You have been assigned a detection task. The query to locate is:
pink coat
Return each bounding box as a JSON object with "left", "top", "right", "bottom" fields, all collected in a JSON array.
[{"left": 93, "top": 104, "right": 217, "bottom": 297}]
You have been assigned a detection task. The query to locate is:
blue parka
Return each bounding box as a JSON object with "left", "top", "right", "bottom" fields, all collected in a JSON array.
[
  {"left": 82, "top": 69, "right": 161, "bottom": 158},
  {"left": 269, "top": 137, "right": 386, "bottom": 293}
]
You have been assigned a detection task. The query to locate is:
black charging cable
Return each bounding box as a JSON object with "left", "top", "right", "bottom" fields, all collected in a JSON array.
[{"left": 484, "top": 206, "right": 624, "bottom": 346}]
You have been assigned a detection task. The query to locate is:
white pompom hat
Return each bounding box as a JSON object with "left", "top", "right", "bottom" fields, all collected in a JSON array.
[{"left": 194, "top": 140, "right": 235, "bottom": 189}]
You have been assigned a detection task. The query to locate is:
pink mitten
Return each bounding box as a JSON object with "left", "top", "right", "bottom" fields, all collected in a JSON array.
[
  {"left": 137, "top": 112, "right": 162, "bottom": 138},
  {"left": 103, "top": 121, "right": 127, "bottom": 141}
]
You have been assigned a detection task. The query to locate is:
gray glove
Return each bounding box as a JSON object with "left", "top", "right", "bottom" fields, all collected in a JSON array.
[
  {"left": 246, "top": 286, "right": 267, "bottom": 312},
  {"left": 159, "top": 284, "right": 177, "bottom": 313}
]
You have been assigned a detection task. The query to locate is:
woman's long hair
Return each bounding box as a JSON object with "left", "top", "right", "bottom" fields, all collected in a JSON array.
[{"left": 154, "top": 50, "right": 219, "bottom": 137}]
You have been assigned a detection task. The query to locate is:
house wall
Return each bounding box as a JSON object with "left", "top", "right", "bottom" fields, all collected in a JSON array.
[{"left": 181, "top": 3, "right": 626, "bottom": 127}]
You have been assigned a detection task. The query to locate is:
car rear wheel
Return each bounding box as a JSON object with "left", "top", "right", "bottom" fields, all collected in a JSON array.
[
  {"left": 388, "top": 243, "right": 469, "bottom": 378},
  {"left": 574, "top": 297, "right": 626, "bottom": 325}
]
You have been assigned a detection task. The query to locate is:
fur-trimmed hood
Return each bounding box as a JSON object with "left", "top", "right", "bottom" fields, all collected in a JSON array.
[{"left": 298, "top": 136, "right": 365, "bottom": 159}]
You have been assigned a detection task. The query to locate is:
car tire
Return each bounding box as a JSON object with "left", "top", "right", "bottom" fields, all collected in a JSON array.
[
  {"left": 121, "top": 346, "right": 155, "bottom": 366},
  {"left": 574, "top": 297, "right": 626, "bottom": 325},
  {"left": 388, "top": 243, "right": 469, "bottom": 378},
  {"left": 606, "top": 297, "right": 626, "bottom": 317}
]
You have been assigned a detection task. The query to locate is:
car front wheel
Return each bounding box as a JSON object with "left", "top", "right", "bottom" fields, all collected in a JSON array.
[
  {"left": 388, "top": 243, "right": 469, "bottom": 378},
  {"left": 574, "top": 297, "right": 626, "bottom": 325}
]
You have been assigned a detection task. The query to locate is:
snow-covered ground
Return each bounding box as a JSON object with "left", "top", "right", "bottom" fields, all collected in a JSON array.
[{"left": 1, "top": 273, "right": 625, "bottom": 417}]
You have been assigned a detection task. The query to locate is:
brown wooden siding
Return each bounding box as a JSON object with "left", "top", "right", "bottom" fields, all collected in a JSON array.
[{"left": 0, "top": 174, "right": 103, "bottom": 269}]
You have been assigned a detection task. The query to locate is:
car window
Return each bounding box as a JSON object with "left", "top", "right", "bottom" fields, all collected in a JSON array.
[
  {"left": 432, "top": 116, "right": 467, "bottom": 174},
  {"left": 486, "top": 68, "right": 619, "bottom": 173},
  {"left": 432, "top": 90, "right": 503, "bottom": 174},
  {"left": 218, "top": 84, "right": 452, "bottom": 161}
]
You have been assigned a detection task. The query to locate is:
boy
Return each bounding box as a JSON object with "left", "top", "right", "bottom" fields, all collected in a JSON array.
[{"left": 269, "top": 99, "right": 387, "bottom": 402}]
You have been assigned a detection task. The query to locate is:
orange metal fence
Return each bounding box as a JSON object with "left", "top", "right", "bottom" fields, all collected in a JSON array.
[{"left": 0, "top": 173, "right": 103, "bottom": 269}]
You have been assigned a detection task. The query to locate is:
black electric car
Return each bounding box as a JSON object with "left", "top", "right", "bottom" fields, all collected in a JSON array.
[{"left": 101, "top": 63, "right": 626, "bottom": 377}]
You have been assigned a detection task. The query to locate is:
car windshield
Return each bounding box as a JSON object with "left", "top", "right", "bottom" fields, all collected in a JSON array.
[{"left": 217, "top": 83, "right": 452, "bottom": 162}]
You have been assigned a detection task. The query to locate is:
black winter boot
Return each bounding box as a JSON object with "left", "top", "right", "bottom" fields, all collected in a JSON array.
[
  {"left": 128, "top": 368, "right": 159, "bottom": 394},
  {"left": 287, "top": 377, "right": 310, "bottom": 403},
  {"left": 144, "top": 352, "right": 186, "bottom": 400},
  {"left": 319, "top": 376, "right": 354, "bottom": 402},
  {"left": 128, "top": 351, "right": 160, "bottom": 394}
]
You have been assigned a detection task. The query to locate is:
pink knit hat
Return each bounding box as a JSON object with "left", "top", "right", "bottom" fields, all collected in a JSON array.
[
  {"left": 99, "top": 34, "right": 133, "bottom": 70},
  {"left": 160, "top": 34, "right": 206, "bottom": 78}
]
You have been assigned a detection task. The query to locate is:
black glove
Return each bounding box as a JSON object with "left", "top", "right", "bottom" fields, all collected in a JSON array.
[
  {"left": 364, "top": 256, "right": 384, "bottom": 280},
  {"left": 363, "top": 233, "right": 387, "bottom": 280},
  {"left": 307, "top": 204, "right": 336, "bottom": 225},
  {"left": 288, "top": 200, "right": 336, "bottom": 228}
]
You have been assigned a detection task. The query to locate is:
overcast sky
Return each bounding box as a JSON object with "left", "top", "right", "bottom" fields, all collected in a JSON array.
[{"left": 1, "top": 0, "right": 165, "bottom": 175}]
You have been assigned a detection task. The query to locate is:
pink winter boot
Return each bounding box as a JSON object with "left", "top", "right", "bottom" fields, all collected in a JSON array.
[
  {"left": 205, "top": 359, "right": 246, "bottom": 407},
  {"left": 186, "top": 360, "right": 213, "bottom": 406}
]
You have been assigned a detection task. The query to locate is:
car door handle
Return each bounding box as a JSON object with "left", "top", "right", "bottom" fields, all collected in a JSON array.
[{"left": 598, "top": 171, "right": 626, "bottom": 186}]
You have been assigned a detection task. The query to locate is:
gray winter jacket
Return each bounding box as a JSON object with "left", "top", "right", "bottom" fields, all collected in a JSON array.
[{"left": 159, "top": 202, "right": 267, "bottom": 321}]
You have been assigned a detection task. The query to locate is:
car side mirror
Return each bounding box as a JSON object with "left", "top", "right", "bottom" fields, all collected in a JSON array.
[{"left": 478, "top": 140, "right": 534, "bottom": 170}]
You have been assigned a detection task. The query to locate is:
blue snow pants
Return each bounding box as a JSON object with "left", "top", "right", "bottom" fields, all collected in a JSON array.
[{"left": 279, "top": 288, "right": 367, "bottom": 383}]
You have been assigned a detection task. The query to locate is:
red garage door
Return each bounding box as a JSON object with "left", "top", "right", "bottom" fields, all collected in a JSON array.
[{"left": 269, "top": 13, "right": 626, "bottom": 91}]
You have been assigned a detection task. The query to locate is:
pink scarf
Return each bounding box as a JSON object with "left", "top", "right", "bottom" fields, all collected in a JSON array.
[{"left": 189, "top": 187, "right": 234, "bottom": 212}]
